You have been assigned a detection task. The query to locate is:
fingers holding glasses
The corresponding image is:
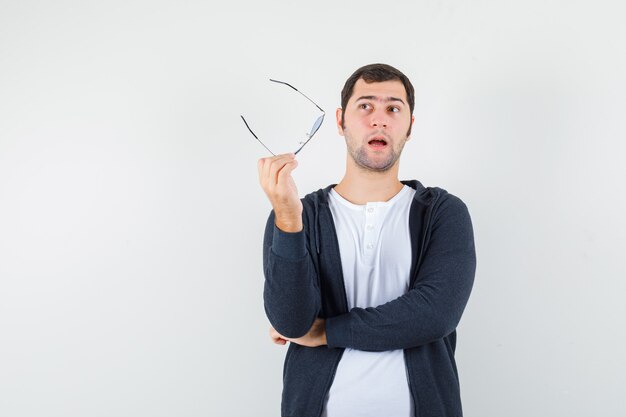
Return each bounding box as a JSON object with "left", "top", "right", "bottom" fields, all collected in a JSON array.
[
  {"left": 258, "top": 153, "right": 303, "bottom": 233},
  {"left": 258, "top": 153, "right": 293, "bottom": 189},
  {"left": 258, "top": 153, "right": 298, "bottom": 193}
]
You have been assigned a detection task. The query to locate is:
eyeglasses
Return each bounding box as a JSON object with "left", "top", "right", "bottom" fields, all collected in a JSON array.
[{"left": 240, "top": 79, "right": 325, "bottom": 156}]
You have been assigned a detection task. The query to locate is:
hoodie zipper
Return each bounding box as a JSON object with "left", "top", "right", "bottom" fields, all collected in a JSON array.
[
  {"left": 410, "top": 192, "right": 439, "bottom": 288},
  {"left": 315, "top": 192, "right": 351, "bottom": 417},
  {"left": 404, "top": 190, "right": 439, "bottom": 417},
  {"left": 316, "top": 348, "right": 345, "bottom": 417},
  {"left": 321, "top": 191, "right": 350, "bottom": 313}
]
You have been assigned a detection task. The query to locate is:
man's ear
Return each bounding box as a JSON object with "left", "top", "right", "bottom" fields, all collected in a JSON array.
[
  {"left": 407, "top": 114, "right": 415, "bottom": 141},
  {"left": 336, "top": 108, "right": 344, "bottom": 136}
]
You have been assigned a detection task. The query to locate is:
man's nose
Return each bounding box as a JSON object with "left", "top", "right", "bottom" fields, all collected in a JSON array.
[{"left": 370, "top": 111, "right": 388, "bottom": 128}]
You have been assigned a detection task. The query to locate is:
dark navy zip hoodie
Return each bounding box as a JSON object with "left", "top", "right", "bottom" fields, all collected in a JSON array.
[{"left": 263, "top": 180, "right": 476, "bottom": 417}]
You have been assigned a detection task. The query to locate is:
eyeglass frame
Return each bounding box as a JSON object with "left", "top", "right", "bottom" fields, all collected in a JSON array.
[{"left": 240, "top": 79, "right": 325, "bottom": 156}]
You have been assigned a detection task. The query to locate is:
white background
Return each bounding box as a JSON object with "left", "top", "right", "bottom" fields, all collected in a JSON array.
[{"left": 1, "top": 1, "right": 625, "bottom": 416}]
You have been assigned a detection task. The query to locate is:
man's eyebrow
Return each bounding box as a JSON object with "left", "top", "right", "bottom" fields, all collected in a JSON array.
[{"left": 355, "top": 95, "right": 406, "bottom": 105}]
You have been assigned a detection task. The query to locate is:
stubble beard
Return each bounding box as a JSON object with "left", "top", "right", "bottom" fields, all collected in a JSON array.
[{"left": 344, "top": 130, "right": 407, "bottom": 173}]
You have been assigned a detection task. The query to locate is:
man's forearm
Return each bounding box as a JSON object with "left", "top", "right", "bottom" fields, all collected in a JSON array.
[{"left": 263, "top": 211, "right": 322, "bottom": 338}]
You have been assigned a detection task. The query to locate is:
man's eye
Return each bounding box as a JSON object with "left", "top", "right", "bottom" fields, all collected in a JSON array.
[
  {"left": 389, "top": 107, "right": 400, "bottom": 113},
  {"left": 359, "top": 103, "right": 370, "bottom": 110}
]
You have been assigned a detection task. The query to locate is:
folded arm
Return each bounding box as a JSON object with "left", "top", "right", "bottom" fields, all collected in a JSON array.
[{"left": 325, "top": 195, "right": 476, "bottom": 351}]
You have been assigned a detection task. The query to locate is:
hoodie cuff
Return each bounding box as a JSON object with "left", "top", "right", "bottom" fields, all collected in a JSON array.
[
  {"left": 272, "top": 224, "right": 307, "bottom": 259},
  {"left": 325, "top": 313, "right": 352, "bottom": 349}
]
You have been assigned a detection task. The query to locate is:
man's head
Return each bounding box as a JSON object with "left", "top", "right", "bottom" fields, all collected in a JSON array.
[
  {"left": 340, "top": 63, "right": 415, "bottom": 134},
  {"left": 337, "top": 63, "right": 415, "bottom": 172}
]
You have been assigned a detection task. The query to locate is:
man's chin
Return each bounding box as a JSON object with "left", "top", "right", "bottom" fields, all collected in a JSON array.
[{"left": 354, "top": 155, "right": 397, "bottom": 172}]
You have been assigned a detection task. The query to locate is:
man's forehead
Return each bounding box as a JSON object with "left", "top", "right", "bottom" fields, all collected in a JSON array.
[{"left": 350, "top": 79, "right": 407, "bottom": 102}]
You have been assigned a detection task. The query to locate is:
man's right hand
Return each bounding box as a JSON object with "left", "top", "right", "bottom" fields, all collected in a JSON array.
[{"left": 258, "top": 153, "right": 303, "bottom": 233}]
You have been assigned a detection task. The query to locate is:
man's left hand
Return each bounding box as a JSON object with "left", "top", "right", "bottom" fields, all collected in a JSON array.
[{"left": 269, "top": 318, "right": 327, "bottom": 347}]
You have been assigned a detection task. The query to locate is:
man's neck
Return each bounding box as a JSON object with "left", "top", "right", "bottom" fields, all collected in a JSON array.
[{"left": 333, "top": 159, "right": 404, "bottom": 205}]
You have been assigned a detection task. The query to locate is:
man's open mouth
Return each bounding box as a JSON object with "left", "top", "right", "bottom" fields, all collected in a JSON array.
[{"left": 368, "top": 138, "right": 388, "bottom": 148}]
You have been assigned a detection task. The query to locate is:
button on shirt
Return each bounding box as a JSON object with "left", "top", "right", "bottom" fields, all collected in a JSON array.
[{"left": 321, "top": 185, "right": 416, "bottom": 417}]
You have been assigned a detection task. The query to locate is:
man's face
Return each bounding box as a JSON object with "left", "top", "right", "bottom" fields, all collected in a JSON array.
[{"left": 337, "top": 78, "right": 414, "bottom": 172}]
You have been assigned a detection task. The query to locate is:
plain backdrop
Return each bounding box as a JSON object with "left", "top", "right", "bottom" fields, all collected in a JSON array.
[{"left": 1, "top": 1, "right": 625, "bottom": 416}]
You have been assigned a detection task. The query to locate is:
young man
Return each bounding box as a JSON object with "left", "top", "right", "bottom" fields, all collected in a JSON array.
[{"left": 258, "top": 63, "right": 476, "bottom": 417}]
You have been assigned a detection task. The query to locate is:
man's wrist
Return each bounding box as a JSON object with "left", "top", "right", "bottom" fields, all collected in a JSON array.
[{"left": 275, "top": 216, "right": 303, "bottom": 233}]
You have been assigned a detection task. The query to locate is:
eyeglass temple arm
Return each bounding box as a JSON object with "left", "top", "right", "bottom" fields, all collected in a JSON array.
[
  {"left": 269, "top": 79, "right": 325, "bottom": 113},
  {"left": 240, "top": 115, "right": 276, "bottom": 156}
]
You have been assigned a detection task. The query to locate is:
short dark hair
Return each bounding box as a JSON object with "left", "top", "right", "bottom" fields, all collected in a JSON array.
[{"left": 340, "top": 63, "right": 415, "bottom": 130}]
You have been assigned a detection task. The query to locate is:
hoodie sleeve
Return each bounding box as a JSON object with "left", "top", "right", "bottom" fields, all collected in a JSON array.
[
  {"left": 325, "top": 194, "right": 476, "bottom": 351},
  {"left": 263, "top": 209, "right": 322, "bottom": 338}
]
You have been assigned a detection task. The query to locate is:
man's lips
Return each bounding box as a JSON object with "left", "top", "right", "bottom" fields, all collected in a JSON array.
[{"left": 367, "top": 135, "right": 389, "bottom": 148}]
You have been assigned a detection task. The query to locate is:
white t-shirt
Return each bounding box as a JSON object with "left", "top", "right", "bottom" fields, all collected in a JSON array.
[{"left": 321, "top": 185, "right": 416, "bottom": 417}]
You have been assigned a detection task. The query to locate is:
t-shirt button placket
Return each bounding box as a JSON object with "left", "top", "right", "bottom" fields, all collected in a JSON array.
[{"left": 365, "top": 205, "right": 377, "bottom": 253}]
